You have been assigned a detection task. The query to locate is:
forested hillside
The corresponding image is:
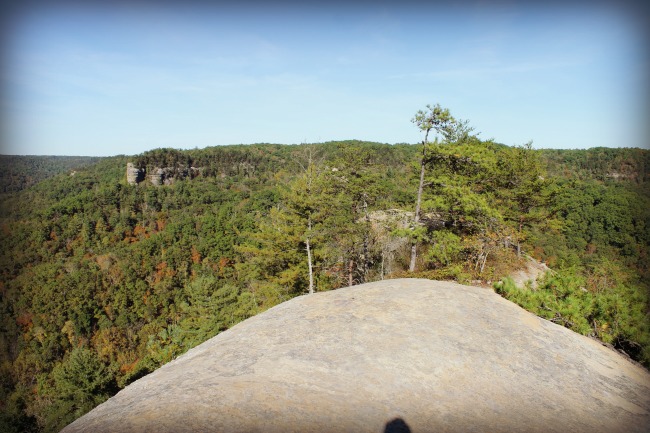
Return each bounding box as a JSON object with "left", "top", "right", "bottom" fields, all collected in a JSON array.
[
  {"left": 0, "top": 156, "right": 102, "bottom": 194},
  {"left": 1, "top": 116, "right": 648, "bottom": 431}
]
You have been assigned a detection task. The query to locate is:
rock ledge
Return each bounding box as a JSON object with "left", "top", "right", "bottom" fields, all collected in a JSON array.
[{"left": 62, "top": 279, "right": 650, "bottom": 433}]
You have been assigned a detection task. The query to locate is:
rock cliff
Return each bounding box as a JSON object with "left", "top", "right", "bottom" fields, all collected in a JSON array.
[
  {"left": 126, "top": 163, "right": 198, "bottom": 186},
  {"left": 61, "top": 279, "right": 650, "bottom": 433},
  {"left": 126, "top": 163, "right": 144, "bottom": 185}
]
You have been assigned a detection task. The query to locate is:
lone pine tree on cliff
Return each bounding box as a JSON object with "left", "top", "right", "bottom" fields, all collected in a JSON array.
[{"left": 409, "top": 104, "right": 473, "bottom": 272}]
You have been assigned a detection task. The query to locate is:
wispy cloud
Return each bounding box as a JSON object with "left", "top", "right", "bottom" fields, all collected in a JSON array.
[{"left": 388, "top": 58, "right": 586, "bottom": 81}]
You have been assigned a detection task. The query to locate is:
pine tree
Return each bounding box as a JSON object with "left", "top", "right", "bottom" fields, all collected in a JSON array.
[
  {"left": 326, "top": 143, "right": 382, "bottom": 285},
  {"left": 237, "top": 153, "right": 330, "bottom": 297},
  {"left": 495, "top": 142, "right": 547, "bottom": 257},
  {"left": 409, "top": 104, "right": 474, "bottom": 272}
]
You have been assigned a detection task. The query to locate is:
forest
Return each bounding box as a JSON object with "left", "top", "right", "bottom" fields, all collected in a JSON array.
[{"left": 0, "top": 106, "right": 648, "bottom": 432}]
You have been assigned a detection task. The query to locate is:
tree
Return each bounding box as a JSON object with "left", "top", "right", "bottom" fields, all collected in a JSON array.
[
  {"left": 237, "top": 152, "right": 330, "bottom": 297},
  {"left": 326, "top": 143, "right": 382, "bottom": 286},
  {"left": 409, "top": 104, "right": 474, "bottom": 272},
  {"left": 291, "top": 152, "right": 323, "bottom": 294},
  {"left": 422, "top": 139, "right": 505, "bottom": 278},
  {"left": 496, "top": 142, "right": 547, "bottom": 257},
  {"left": 40, "top": 347, "right": 115, "bottom": 432}
]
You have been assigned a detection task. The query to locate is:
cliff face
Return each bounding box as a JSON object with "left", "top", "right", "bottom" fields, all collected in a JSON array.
[
  {"left": 61, "top": 279, "right": 650, "bottom": 433},
  {"left": 125, "top": 163, "right": 144, "bottom": 185},
  {"left": 126, "top": 163, "right": 200, "bottom": 186}
]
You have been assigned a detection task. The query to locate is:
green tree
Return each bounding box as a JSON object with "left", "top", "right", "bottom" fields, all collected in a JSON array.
[
  {"left": 292, "top": 151, "right": 323, "bottom": 294},
  {"left": 409, "top": 104, "right": 474, "bottom": 272},
  {"left": 40, "top": 347, "right": 115, "bottom": 432},
  {"left": 326, "top": 143, "right": 383, "bottom": 285},
  {"left": 237, "top": 154, "right": 330, "bottom": 299},
  {"left": 496, "top": 142, "right": 547, "bottom": 256}
]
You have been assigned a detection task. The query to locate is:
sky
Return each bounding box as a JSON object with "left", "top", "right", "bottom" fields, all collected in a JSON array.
[{"left": 1, "top": 0, "right": 648, "bottom": 156}]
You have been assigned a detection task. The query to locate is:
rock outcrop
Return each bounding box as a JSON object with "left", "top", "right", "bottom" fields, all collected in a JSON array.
[
  {"left": 126, "top": 163, "right": 144, "bottom": 185},
  {"left": 148, "top": 167, "right": 165, "bottom": 186},
  {"left": 126, "top": 163, "right": 200, "bottom": 186},
  {"left": 61, "top": 279, "right": 650, "bottom": 433},
  {"left": 509, "top": 255, "right": 551, "bottom": 288}
]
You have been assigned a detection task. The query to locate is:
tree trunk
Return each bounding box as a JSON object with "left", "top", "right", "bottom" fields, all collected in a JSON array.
[
  {"left": 348, "top": 258, "right": 354, "bottom": 287},
  {"left": 480, "top": 251, "right": 489, "bottom": 274},
  {"left": 362, "top": 197, "right": 370, "bottom": 282},
  {"left": 517, "top": 217, "right": 523, "bottom": 258},
  {"left": 409, "top": 149, "right": 426, "bottom": 272},
  {"left": 306, "top": 217, "right": 314, "bottom": 294},
  {"left": 304, "top": 154, "right": 315, "bottom": 294}
]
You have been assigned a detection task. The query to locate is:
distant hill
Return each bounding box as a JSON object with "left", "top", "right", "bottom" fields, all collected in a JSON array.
[
  {"left": 0, "top": 155, "right": 103, "bottom": 194},
  {"left": 540, "top": 147, "right": 650, "bottom": 184}
]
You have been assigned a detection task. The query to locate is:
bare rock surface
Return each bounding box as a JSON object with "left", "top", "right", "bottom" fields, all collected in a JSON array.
[
  {"left": 61, "top": 278, "right": 650, "bottom": 433},
  {"left": 509, "top": 255, "right": 551, "bottom": 289}
]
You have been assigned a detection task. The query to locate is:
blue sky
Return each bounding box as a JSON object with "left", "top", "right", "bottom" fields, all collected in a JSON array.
[{"left": 1, "top": 0, "right": 648, "bottom": 156}]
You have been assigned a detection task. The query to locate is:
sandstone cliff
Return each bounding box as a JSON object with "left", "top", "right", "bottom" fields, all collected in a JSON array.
[
  {"left": 126, "top": 163, "right": 199, "bottom": 186},
  {"left": 61, "top": 279, "right": 650, "bottom": 433}
]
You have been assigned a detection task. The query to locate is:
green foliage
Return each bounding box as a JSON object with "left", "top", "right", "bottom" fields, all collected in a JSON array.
[
  {"left": 0, "top": 155, "right": 102, "bottom": 195},
  {"left": 495, "top": 270, "right": 650, "bottom": 368},
  {"left": 0, "top": 135, "right": 648, "bottom": 432},
  {"left": 426, "top": 231, "right": 463, "bottom": 266},
  {"left": 541, "top": 147, "right": 649, "bottom": 183},
  {"left": 412, "top": 103, "right": 473, "bottom": 143},
  {"left": 37, "top": 347, "right": 115, "bottom": 432}
]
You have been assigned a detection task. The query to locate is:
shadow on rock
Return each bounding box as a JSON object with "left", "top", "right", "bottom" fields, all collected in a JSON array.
[{"left": 384, "top": 417, "right": 411, "bottom": 433}]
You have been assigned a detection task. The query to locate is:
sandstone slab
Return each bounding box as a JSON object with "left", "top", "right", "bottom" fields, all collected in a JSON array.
[{"left": 61, "top": 279, "right": 650, "bottom": 433}]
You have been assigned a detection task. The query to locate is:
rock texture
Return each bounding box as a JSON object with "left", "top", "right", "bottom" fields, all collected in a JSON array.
[
  {"left": 509, "top": 255, "right": 551, "bottom": 288},
  {"left": 148, "top": 167, "right": 165, "bottom": 186},
  {"left": 61, "top": 279, "right": 650, "bottom": 433},
  {"left": 126, "top": 163, "right": 144, "bottom": 185}
]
